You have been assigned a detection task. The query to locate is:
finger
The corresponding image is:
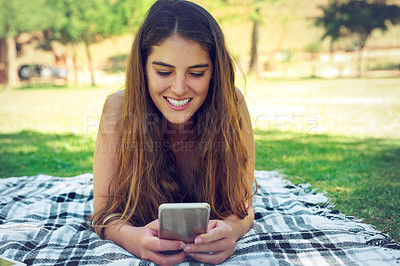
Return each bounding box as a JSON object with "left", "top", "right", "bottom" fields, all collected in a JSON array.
[
  {"left": 146, "top": 251, "right": 187, "bottom": 266},
  {"left": 150, "top": 238, "right": 186, "bottom": 252},
  {"left": 185, "top": 237, "right": 234, "bottom": 253},
  {"left": 160, "top": 239, "right": 186, "bottom": 252},
  {"left": 196, "top": 224, "right": 233, "bottom": 244},
  {"left": 207, "top": 220, "right": 218, "bottom": 231},
  {"left": 188, "top": 250, "right": 232, "bottom": 265},
  {"left": 185, "top": 241, "right": 223, "bottom": 253},
  {"left": 145, "top": 219, "right": 159, "bottom": 231}
]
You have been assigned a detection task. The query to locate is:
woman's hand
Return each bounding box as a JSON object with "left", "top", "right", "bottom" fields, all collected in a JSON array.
[
  {"left": 109, "top": 220, "right": 187, "bottom": 266},
  {"left": 183, "top": 220, "right": 236, "bottom": 264}
]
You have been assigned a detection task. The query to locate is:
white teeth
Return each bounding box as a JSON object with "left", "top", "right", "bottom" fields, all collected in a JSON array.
[{"left": 166, "top": 97, "right": 190, "bottom": 107}]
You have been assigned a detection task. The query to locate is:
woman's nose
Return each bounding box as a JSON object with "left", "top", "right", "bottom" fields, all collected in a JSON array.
[{"left": 171, "top": 74, "right": 187, "bottom": 96}]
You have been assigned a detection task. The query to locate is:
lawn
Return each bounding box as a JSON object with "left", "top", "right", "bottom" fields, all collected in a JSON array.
[
  {"left": 0, "top": 130, "right": 95, "bottom": 177},
  {"left": 254, "top": 130, "right": 400, "bottom": 241},
  {"left": 0, "top": 78, "right": 399, "bottom": 242}
]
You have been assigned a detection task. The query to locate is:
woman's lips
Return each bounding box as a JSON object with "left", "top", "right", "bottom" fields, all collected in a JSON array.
[{"left": 164, "top": 97, "right": 192, "bottom": 110}]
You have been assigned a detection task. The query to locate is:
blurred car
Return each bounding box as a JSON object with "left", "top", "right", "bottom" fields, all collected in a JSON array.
[{"left": 18, "top": 64, "right": 68, "bottom": 81}]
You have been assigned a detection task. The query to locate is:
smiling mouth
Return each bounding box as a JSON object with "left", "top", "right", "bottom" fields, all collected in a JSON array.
[{"left": 165, "top": 97, "right": 192, "bottom": 107}]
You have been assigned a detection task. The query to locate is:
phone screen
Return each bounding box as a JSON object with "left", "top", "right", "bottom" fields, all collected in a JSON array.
[{"left": 158, "top": 203, "right": 210, "bottom": 243}]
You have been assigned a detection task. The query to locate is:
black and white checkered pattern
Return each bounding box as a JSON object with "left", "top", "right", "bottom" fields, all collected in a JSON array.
[{"left": 0, "top": 171, "right": 399, "bottom": 265}]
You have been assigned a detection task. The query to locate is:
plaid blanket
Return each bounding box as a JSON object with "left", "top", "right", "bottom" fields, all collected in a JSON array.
[{"left": 0, "top": 170, "right": 399, "bottom": 265}]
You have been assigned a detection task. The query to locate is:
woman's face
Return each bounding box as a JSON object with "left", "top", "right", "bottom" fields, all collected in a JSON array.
[{"left": 145, "top": 34, "right": 213, "bottom": 129}]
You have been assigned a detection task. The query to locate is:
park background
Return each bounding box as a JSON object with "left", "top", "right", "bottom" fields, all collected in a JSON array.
[{"left": 1, "top": 0, "right": 399, "bottom": 242}]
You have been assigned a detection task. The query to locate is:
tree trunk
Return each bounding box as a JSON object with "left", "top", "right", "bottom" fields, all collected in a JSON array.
[
  {"left": 311, "top": 59, "right": 316, "bottom": 78},
  {"left": 71, "top": 44, "right": 79, "bottom": 86},
  {"left": 266, "top": 0, "right": 299, "bottom": 69},
  {"left": 357, "top": 37, "right": 367, "bottom": 77},
  {"left": 84, "top": 35, "right": 96, "bottom": 86},
  {"left": 0, "top": 38, "right": 6, "bottom": 85},
  {"left": 248, "top": 8, "right": 260, "bottom": 76},
  {"left": 272, "top": 25, "right": 288, "bottom": 59},
  {"left": 357, "top": 49, "right": 363, "bottom": 77},
  {"left": 5, "top": 35, "right": 17, "bottom": 90}
]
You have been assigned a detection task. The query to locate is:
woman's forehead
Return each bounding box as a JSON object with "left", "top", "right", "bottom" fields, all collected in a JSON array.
[{"left": 148, "top": 34, "right": 211, "bottom": 67}]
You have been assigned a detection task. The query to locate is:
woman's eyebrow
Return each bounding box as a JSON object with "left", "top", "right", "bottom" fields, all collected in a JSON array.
[
  {"left": 152, "top": 61, "right": 174, "bottom": 68},
  {"left": 188, "top": 64, "right": 209, "bottom": 69},
  {"left": 152, "top": 61, "right": 209, "bottom": 69}
]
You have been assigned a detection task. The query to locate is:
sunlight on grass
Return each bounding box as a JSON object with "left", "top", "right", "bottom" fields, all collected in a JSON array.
[
  {"left": 254, "top": 130, "right": 400, "bottom": 241},
  {"left": 0, "top": 80, "right": 399, "bottom": 242},
  {"left": 0, "top": 130, "right": 95, "bottom": 178},
  {"left": 0, "top": 86, "right": 117, "bottom": 135},
  {"left": 245, "top": 77, "right": 400, "bottom": 139}
]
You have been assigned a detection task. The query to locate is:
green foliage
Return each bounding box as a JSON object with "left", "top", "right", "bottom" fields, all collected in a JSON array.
[
  {"left": 0, "top": 0, "right": 56, "bottom": 37},
  {"left": 368, "top": 62, "right": 400, "bottom": 71},
  {"left": 204, "top": 0, "right": 284, "bottom": 24},
  {"left": 46, "top": 0, "right": 150, "bottom": 44},
  {"left": 316, "top": 0, "right": 400, "bottom": 49},
  {"left": 304, "top": 41, "right": 322, "bottom": 54}
]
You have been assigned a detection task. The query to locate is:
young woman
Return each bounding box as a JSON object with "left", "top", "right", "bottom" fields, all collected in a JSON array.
[{"left": 91, "top": 0, "right": 255, "bottom": 265}]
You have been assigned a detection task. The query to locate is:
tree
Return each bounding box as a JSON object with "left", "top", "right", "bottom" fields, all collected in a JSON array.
[
  {"left": 0, "top": 0, "right": 55, "bottom": 90},
  {"left": 205, "top": 0, "right": 299, "bottom": 76},
  {"left": 248, "top": 0, "right": 263, "bottom": 76},
  {"left": 316, "top": 0, "right": 400, "bottom": 76},
  {"left": 46, "top": 0, "right": 149, "bottom": 86},
  {"left": 304, "top": 41, "right": 322, "bottom": 78}
]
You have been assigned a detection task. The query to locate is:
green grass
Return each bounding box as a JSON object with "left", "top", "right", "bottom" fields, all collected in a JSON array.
[
  {"left": 0, "top": 130, "right": 95, "bottom": 177},
  {"left": 1, "top": 127, "right": 398, "bottom": 241},
  {"left": 254, "top": 130, "right": 400, "bottom": 242},
  {"left": 0, "top": 80, "right": 399, "bottom": 243}
]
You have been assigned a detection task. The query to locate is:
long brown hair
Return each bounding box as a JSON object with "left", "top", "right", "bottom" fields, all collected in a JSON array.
[{"left": 92, "top": 0, "right": 254, "bottom": 231}]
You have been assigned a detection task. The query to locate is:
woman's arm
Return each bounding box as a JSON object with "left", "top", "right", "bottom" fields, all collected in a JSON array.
[
  {"left": 184, "top": 89, "right": 255, "bottom": 264},
  {"left": 211, "top": 87, "right": 255, "bottom": 239},
  {"left": 93, "top": 91, "right": 186, "bottom": 266},
  {"left": 223, "top": 87, "right": 256, "bottom": 240},
  {"left": 93, "top": 91, "right": 123, "bottom": 215},
  {"left": 223, "top": 206, "right": 255, "bottom": 241}
]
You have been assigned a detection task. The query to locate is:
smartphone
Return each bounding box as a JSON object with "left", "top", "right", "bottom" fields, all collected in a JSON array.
[{"left": 158, "top": 202, "right": 210, "bottom": 243}]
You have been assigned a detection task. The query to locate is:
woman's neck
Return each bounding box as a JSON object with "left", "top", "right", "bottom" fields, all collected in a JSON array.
[
  {"left": 167, "top": 119, "right": 194, "bottom": 134},
  {"left": 166, "top": 119, "right": 196, "bottom": 146}
]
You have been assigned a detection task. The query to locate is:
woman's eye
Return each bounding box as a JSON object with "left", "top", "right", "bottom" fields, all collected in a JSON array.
[
  {"left": 190, "top": 72, "right": 205, "bottom": 78},
  {"left": 156, "top": 71, "right": 171, "bottom": 77}
]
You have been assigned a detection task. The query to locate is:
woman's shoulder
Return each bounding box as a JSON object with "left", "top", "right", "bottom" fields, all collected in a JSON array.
[
  {"left": 235, "top": 87, "right": 252, "bottom": 130},
  {"left": 102, "top": 89, "right": 125, "bottom": 115},
  {"left": 106, "top": 89, "right": 125, "bottom": 106},
  {"left": 99, "top": 89, "right": 125, "bottom": 137},
  {"left": 235, "top": 87, "right": 244, "bottom": 101}
]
